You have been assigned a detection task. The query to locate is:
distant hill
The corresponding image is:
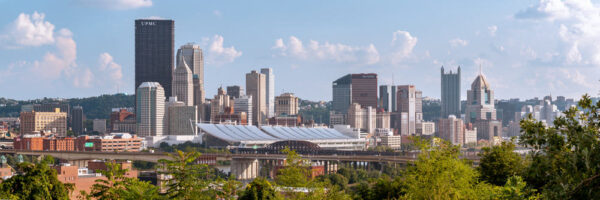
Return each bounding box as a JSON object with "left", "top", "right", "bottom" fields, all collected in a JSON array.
[{"left": 0, "top": 94, "right": 134, "bottom": 119}]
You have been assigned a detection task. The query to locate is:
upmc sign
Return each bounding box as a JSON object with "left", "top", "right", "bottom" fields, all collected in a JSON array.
[{"left": 141, "top": 21, "right": 156, "bottom": 26}]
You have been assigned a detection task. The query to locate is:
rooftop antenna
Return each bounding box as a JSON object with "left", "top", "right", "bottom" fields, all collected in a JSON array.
[{"left": 392, "top": 73, "right": 395, "bottom": 86}]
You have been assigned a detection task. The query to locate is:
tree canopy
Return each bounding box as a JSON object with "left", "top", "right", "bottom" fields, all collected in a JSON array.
[{"left": 519, "top": 94, "right": 600, "bottom": 199}]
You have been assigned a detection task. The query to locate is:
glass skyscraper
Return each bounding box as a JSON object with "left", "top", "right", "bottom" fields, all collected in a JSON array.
[{"left": 135, "top": 19, "right": 175, "bottom": 97}]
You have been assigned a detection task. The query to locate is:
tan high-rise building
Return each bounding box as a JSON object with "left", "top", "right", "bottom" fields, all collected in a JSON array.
[
  {"left": 177, "top": 43, "right": 205, "bottom": 122},
  {"left": 210, "top": 87, "right": 233, "bottom": 123},
  {"left": 246, "top": 70, "right": 267, "bottom": 125},
  {"left": 465, "top": 71, "right": 502, "bottom": 141},
  {"left": 20, "top": 108, "right": 67, "bottom": 136},
  {"left": 376, "top": 111, "right": 391, "bottom": 129},
  {"left": 136, "top": 82, "right": 166, "bottom": 137},
  {"left": 347, "top": 103, "right": 376, "bottom": 134},
  {"left": 275, "top": 93, "right": 299, "bottom": 116},
  {"left": 437, "top": 115, "right": 464, "bottom": 145},
  {"left": 172, "top": 57, "right": 194, "bottom": 106},
  {"left": 396, "top": 85, "right": 423, "bottom": 135},
  {"left": 234, "top": 95, "right": 252, "bottom": 125},
  {"left": 168, "top": 102, "right": 198, "bottom": 135}
]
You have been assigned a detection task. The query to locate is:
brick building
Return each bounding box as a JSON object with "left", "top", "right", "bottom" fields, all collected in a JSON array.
[
  {"left": 43, "top": 137, "right": 76, "bottom": 151},
  {"left": 75, "top": 134, "right": 142, "bottom": 152},
  {"left": 20, "top": 109, "right": 68, "bottom": 137}
]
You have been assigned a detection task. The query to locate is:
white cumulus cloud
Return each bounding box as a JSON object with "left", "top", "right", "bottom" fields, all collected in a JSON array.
[
  {"left": 390, "top": 30, "right": 418, "bottom": 63},
  {"left": 78, "top": 0, "right": 153, "bottom": 10},
  {"left": 1, "top": 11, "right": 55, "bottom": 47},
  {"left": 73, "top": 68, "right": 94, "bottom": 88},
  {"left": 516, "top": 0, "right": 600, "bottom": 66},
  {"left": 204, "top": 35, "right": 242, "bottom": 65},
  {"left": 98, "top": 53, "right": 123, "bottom": 88},
  {"left": 488, "top": 25, "right": 498, "bottom": 36},
  {"left": 449, "top": 38, "right": 469, "bottom": 47},
  {"left": 1, "top": 12, "right": 131, "bottom": 90},
  {"left": 31, "top": 28, "right": 77, "bottom": 79},
  {"left": 273, "top": 36, "right": 380, "bottom": 65}
]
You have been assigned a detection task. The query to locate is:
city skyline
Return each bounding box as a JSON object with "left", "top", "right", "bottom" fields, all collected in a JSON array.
[{"left": 1, "top": 0, "right": 600, "bottom": 101}]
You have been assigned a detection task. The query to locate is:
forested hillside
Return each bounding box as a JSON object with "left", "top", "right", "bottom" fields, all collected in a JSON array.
[{"left": 0, "top": 94, "right": 134, "bottom": 119}]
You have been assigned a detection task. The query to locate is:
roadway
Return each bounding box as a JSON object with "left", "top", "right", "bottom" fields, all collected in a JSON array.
[{"left": 0, "top": 149, "right": 480, "bottom": 164}]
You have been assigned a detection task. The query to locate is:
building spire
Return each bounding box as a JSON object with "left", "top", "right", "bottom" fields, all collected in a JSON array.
[{"left": 479, "top": 64, "right": 482, "bottom": 75}]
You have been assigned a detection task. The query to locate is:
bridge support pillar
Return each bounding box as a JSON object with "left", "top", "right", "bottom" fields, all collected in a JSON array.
[{"left": 231, "top": 158, "right": 259, "bottom": 181}]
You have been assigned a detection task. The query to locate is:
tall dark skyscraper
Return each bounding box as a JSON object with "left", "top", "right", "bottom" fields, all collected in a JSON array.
[
  {"left": 71, "top": 106, "right": 84, "bottom": 134},
  {"left": 227, "top": 85, "right": 244, "bottom": 99},
  {"left": 332, "top": 73, "right": 378, "bottom": 113},
  {"left": 379, "top": 85, "right": 397, "bottom": 112},
  {"left": 441, "top": 66, "right": 461, "bottom": 118},
  {"left": 135, "top": 19, "right": 175, "bottom": 97}
]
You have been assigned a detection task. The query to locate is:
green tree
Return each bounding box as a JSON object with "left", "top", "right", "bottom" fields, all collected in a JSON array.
[
  {"left": 317, "top": 173, "right": 348, "bottom": 190},
  {"left": 478, "top": 141, "right": 524, "bottom": 186},
  {"left": 89, "top": 162, "right": 129, "bottom": 199},
  {"left": 239, "top": 177, "right": 280, "bottom": 200},
  {"left": 493, "top": 176, "right": 539, "bottom": 200},
  {"left": 402, "top": 140, "right": 491, "bottom": 199},
  {"left": 86, "top": 162, "right": 161, "bottom": 200},
  {"left": 519, "top": 94, "right": 600, "bottom": 199},
  {"left": 274, "top": 148, "right": 311, "bottom": 187},
  {"left": 158, "top": 150, "right": 212, "bottom": 199},
  {"left": 0, "top": 156, "right": 73, "bottom": 199},
  {"left": 216, "top": 176, "right": 242, "bottom": 200},
  {"left": 118, "top": 178, "right": 163, "bottom": 200}
]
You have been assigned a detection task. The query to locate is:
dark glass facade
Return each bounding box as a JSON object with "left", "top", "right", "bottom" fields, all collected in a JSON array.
[
  {"left": 71, "top": 106, "right": 84, "bottom": 134},
  {"left": 332, "top": 73, "right": 378, "bottom": 113},
  {"left": 227, "top": 85, "right": 243, "bottom": 99},
  {"left": 441, "top": 66, "right": 461, "bottom": 118},
  {"left": 135, "top": 19, "right": 175, "bottom": 97}
]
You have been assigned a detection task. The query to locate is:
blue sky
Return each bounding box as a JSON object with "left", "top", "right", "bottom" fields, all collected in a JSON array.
[{"left": 0, "top": 0, "right": 599, "bottom": 101}]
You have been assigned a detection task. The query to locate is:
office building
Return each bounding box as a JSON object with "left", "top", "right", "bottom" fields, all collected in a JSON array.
[
  {"left": 227, "top": 85, "right": 244, "bottom": 99},
  {"left": 234, "top": 95, "right": 252, "bottom": 125},
  {"left": 110, "top": 108, "right": 136, "bottom": 134},
  {"left": 418, "top": 121, "right": 436, "bottom": 136},
  {"left": 332, "top": 73, "right": 378, "bottom": 113},
  {"left": 92, "top": 119, "right": 107, "bottom": 134},
  {"left": 20, "top": 109, "right": 67, "bottom": 136},
  {"left": 76, "top": 134, "right": 143, "bottom": 152},
  {"left": 246, "top": 70, "right": 267, "bottom": 125},
  {"left": 464, "top": 123, "right": 478, "bottom": 144},
  {"left": 177, "top": 43, "right": 205, "bottom": 117},
  {"left": 168, "top": 102, "right": 197, "bottom": 135},
  {"left": 437, "top": 115, "right": 464, "bottom": 145},
  {"left": 376, "top": 111, "right": 391, "bottom": 129},
  {"left": 261, "top": 68, "right": 275, "bottom": 118},
  {"left": 136, "top": 82, "right": 166, "bottom": 137},
  {"left": 176, "top": 43, "right": 204, "bottom": 84},
  {"left": 347, "top": 103, "right": 376, "bottom": 134},
  {"left": 329, "top": 111, "right": 346, "bottom": 126},
  {"left": 172, "top": 57, "right": 194, "bottom": 106},
  {"left": 396, "top": 85, "right": 423, "bottom": 135},
  {"left": 441, "top": 66, "right": 461, "bottom": 118},
  {"left": 275, "top": 93, "right": 299, "bottom": 116},
  {"left": 71, "top": 106, "right": 84, "bottom": 135},
  {"left": 214, "top": 107, "right": 248, "bottom": 125},
  {"left": 379, "top": 85, "right": 397, "bottom": 112},
  {"left": 380, "top": 135, "right": 402, "bottom": 150},
  {"left": 210, "top": 87, "right": 233, "bottom": 123},
  {"left": 135, "top": 19, "right": 175, "bottom": 97},
  {"left": 23, "top": 103, "right": 71, "bottom": 127},
  {"left": 465, "top": 72, "right": 502, "bottom": 141}
]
